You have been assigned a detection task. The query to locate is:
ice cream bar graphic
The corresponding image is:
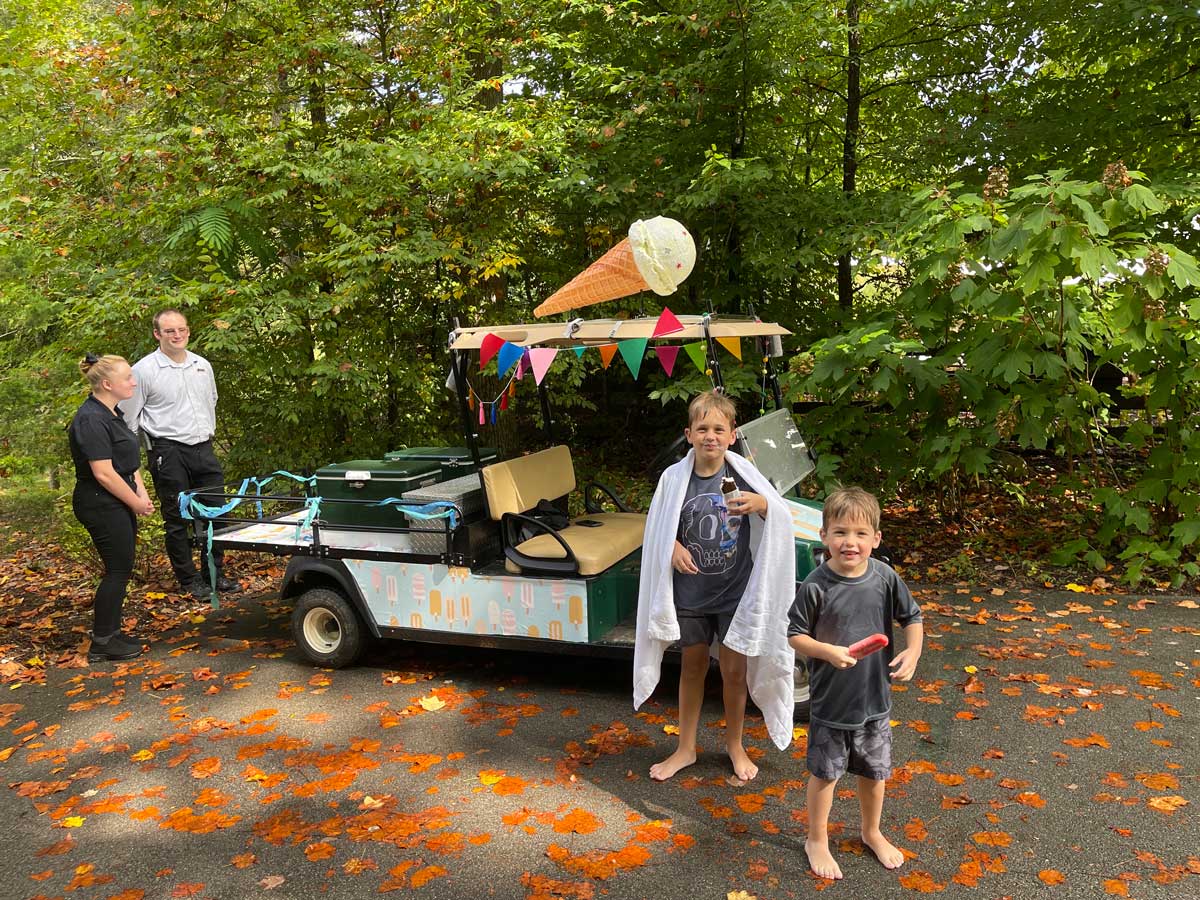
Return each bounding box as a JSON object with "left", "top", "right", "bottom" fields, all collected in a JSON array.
[
  {"left": 520, "top": 583, "right": 535, "bottom": 616},
  {"left": 389, "top": 615, "right": 400, "bottom": 626},
  {"left": 459, "top": 595, "right": 471, "bottom": 621},
  {"left": 446, "top": 594, "right": 456, "bottom": 626},
  {"left": 449, "top": 565, "right": 470, "bottom": 582},
  {"left": 410, "top": 613, "right": 423, "bottom": 628},
  {"left": 551, "top": 582, "right": 565, "bottom": 610},
  {"left": 501, "top": 577, "right": 515, "bottom": 602},
  {"left": 534, "top": 216, "right": 696, "bottom": 317},
  {"left": 430, "top": 589, "right": 442, "bottom": 620},
  {"left": 568, "top": 595, "right": 584, "bottom": 627},
  {"left": 501, "top": 608, "right": 517, "bottom": 635},
  {"left": 475, "top": 619, "right": 487, "bottom": 634},
  {"left": 385, "top": 575, "right": 398, "bottom": 604},
  {"left": 488, "top": 600, "right": 501, "bottom": 632},
  {"left": 370, "top": 567, "right": 383, "bottom": 593},
  {"left": 527, "top": 625, "right": 540, "bottom": 638},
  {"left": 412, "top": 572, "right": 426, "bottom": 606},
  {"left": 548, "top": 620, "right": 563, "bottom": 640}
]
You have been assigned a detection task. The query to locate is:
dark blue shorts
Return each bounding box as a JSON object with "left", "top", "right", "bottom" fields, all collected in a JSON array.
[
  {"left": 807, "top": 717, "right": 892, "bottom": 781},
  {"left": 676, "top": 610, "right": 735, "bottom": 647}
]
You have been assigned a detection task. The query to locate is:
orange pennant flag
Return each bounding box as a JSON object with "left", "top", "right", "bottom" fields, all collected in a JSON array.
[
  {"left": 598, "top": 344, "right": 619, "bottom": 369},
  {"left": 716, "top": 336, "right": 742, "bottom": 360}
]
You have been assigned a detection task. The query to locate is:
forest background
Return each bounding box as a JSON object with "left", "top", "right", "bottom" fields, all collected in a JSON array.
[{"left": 1, "top": 0, "right": 1198, "bottom": 587}]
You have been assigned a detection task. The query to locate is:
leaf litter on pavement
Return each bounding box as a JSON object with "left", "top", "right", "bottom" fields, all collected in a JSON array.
[{"left": 1, "top": 541, "right": 1197, "bottom": 897}]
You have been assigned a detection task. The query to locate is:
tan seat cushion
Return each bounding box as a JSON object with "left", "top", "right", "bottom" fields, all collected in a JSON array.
[
  {"left": 505, "top": 512, "right": 647, "bottom": 576},
  {"left": 482, "top": 445, "right": 575, "bottom": 520}
]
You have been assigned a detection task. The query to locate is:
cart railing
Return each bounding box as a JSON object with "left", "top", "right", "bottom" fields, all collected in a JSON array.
[{"left": 178, "top": 474, "right": 466, "bottom": 605}]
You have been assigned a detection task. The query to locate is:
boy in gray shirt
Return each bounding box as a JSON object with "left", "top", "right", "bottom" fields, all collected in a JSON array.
[{"left": 788, "top": 487, "right": 923, "bottom": 880}]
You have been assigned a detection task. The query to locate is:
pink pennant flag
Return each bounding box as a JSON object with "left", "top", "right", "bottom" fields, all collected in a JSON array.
[
  {"left": 516, "top": 352, "right": 530, "bottom": 380},
  {"left": 656, "top": 345, "right": 680, "bottom": 377},
  {"left": 652, "top": 307, "right": 684, "bottom": 338},
  {"left": 479, "top": 333, "right": 504, "bottom": 370},
  {"left": 528, "top": 348, "right": 559, "bottom": 385}
]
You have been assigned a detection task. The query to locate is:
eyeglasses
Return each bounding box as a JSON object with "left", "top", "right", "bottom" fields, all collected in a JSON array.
[{"left": 159, "top": 327, "right": 189, "bottom": 335}]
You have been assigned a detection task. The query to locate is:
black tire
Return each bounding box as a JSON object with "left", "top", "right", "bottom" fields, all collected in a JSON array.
[
  {"left": 292, "top": 588, "right": 365, "bottom": 668},
  {"left": 794, "top": 659, "right": 811, "bottom": 723}
]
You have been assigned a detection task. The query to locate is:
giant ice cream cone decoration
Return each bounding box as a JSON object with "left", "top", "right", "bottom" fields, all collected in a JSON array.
[{"left": 534, "top": 216, "right": 696, "bottom": 317}]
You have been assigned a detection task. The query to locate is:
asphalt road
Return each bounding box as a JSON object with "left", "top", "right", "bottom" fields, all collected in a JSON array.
[{"left": 1, "top": 585, "right": 1196, "bottom": 900}]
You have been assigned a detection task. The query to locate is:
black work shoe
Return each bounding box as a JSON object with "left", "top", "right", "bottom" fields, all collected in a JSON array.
[
  {"left": 88, "top": 634, "right": 145, "bottom": 663},
  {"left": 181, "top": 577, "right": 211, "bottom": 599},
  {"left": 213, "top": 573, "right": 242, "bottom": 594}
]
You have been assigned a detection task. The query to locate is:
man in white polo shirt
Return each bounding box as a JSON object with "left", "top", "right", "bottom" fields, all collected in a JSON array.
[{"left": 123, "top": 309, "right": 241, "bottom": 598}]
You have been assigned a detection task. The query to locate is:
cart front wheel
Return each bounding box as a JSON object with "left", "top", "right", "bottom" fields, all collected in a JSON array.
[{"left": 292, "top": 588, "right": 364, "bottom": 668}]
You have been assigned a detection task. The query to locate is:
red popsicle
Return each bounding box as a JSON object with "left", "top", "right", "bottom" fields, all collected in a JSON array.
[{"left": 848, "top": 633, "right": 889, "bottom": 659}]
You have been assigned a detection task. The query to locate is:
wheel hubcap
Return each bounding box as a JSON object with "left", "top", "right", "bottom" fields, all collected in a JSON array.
[{"left": 302, "top": 607, "right": 342, "bottom": 654}]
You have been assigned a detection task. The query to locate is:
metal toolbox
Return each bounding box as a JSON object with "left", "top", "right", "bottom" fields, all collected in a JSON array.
[
  {"left": 399, "top": 471, "right": 489, "bottom": 554},
  {"left": 314, "top": 458, "right": 442, "bottom": 528}
]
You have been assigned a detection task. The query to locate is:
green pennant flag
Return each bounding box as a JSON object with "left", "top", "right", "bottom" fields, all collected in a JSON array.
[
  {"left": 684, "top": 341, "right": 707, "bottom": 374},
  {"left": 618, "top": 338, "right": 648, "bottom": 380},
  {"left": 573, "top": 346, "right": 586, "bottom": 358}
]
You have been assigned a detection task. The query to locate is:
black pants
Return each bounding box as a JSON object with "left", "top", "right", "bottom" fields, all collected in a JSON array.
[
  {"left": 148, "top": 438, "right": 225, "bottom": 584},
  {"left": 73, "top": 486, "right": 136, "bottom": 639}
]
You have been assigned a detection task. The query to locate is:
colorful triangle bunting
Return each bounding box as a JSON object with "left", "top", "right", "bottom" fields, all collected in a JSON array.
[
  {"left": 528, "top": 347, "right": 559, "bottom": 385},
  {"left": 479, "top": 333, "right": 504, "bottom": 370},
  {"left": 598, "top": 344, "right": 619, "bottom": 370},
  {"left": 619, "top": 338, "right": 648, "bottom": 380},
  {"left": 652, "top": 306, "right": 684, "bottom": 338},
  {"left": 573, "top": 346, "right": 586, "bottom": 358},
  {"left": 716, "top": 336, "right": 742, "bottom": 361},
  {"left": 655, "top": 345, "right": 680, "bottom": 377},
  {"left": 684, "top": 341, "right": 707, "bottom": 374}
]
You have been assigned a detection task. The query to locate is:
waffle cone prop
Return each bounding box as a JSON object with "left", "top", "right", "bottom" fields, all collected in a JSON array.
[{"left": 534, "top": 216, "right": 695, "bottom": 317}]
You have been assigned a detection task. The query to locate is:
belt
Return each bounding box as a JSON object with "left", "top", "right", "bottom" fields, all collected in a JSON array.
[{"left": 150, "top": 436, "right": 212, "bottom": 448}]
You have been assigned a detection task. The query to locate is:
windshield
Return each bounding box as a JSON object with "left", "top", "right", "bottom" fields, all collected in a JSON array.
[{"left": 737, "top": 409, "right": 815, "bottom": 495}]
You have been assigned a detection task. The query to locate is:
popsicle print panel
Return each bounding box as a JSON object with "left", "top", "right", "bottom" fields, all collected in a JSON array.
[{"left": 344, "top": 561, "right": 591, "bottom": 642}]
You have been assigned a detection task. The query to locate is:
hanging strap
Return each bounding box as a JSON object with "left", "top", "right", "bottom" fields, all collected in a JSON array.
[{"left": 178, "top": 477, "right": 251, "bottom": 607}]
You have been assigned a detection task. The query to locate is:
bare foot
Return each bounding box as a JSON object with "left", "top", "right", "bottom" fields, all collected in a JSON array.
[
  {"left": 649, "top": 749, "right": 697, "bottom": 782},
  {"left": 805, "top": 839, "right": 842, "bottom": 880},
  {"left": 727, "top": 744, "right": 758, "bottom": 782},
  {"left": 861, "top": 831, "right": 905, "bottom": 869}
]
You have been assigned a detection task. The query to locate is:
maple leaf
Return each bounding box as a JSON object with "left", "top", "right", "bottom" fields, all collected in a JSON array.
[
  {"left": 1135, "top": 773, "right": 1179, "bottom": 791},
  {"left": 1039, "top": 869, "right": 1066, "bottom": 885},
  {"left": 418, "top": 694, "right": 445, "bottom": 711},
  {"left": 258, "top": 874, "right": 285, "bottom": 889},
  {"left": 190, "top": 757, "right": 221, "bottom": 778},
  {"left": 554, "top": 809, "right": 603, "bottom": 835},
  {"left": 1102, "top": 879, "right": 1130, "bottom": 896},
  {"left": 1147, "top": 796, "right": 1188, "bottom": 814},
  {"left": 897, "top": 869, "right": 946, "bottom": 892},
  {"left": 727, "top": 891, "right": 758, "bottom": 900},
  {"left": 170, "top": 883, "right": 204, "bottom": 897},
  {"left": 230, "top": 853, "right": 257, "bottom": 869},
  {"left": 410, "top": 865, "right": 447, "bottom": 888}
]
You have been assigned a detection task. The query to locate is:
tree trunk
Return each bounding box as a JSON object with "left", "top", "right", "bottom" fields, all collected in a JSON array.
[{"left": 837, "top": 0, "right": 862, "bottom": 312}]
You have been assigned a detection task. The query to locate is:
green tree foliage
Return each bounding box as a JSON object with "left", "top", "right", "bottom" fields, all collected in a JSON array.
[{"left": 1, "top": 0, "right": 1198, "bottom": 579}]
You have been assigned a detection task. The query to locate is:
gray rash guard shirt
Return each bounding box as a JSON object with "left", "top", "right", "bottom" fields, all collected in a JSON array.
[{"left": 788, "top": 558, "right": 923, "bottom": 729}]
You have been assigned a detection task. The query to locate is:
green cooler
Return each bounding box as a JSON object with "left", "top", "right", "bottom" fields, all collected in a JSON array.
[
  {"left": 315, "top": 458, "right": 442, "bottom": 528},
  {"left": 383, "top": 446, "right": 499, "bottom": 481}
]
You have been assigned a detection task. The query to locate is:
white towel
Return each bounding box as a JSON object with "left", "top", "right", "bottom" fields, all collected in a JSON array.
[{"left": 633, "top": 449, "right": 796, "bottom": 749}]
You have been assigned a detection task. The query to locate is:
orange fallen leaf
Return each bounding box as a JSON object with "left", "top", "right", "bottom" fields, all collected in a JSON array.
[
  {"left": 1102, "top": 879, "right": 1129, "bottom": 896},
  {"left": 1039, "top": 869, "right": 1066, "bottom": 885},
  {"left": 555, "top": 809, "right": 603, "bottom": 835},
  {"left": 1147, "top": 796, "right": 1188, "bottom": 814},
  {"left": 897, "top": 869, "right": 946, "bottom": 892}
]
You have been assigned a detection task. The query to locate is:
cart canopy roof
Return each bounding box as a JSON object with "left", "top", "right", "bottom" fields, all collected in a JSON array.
[{"left": 449, "top": 315, "right": 790, "bottom": 351}]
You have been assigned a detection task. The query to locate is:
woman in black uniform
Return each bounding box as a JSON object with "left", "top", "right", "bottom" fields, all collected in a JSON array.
[{"left": 68, "top": 354, "right": 155, "bottom": 662}]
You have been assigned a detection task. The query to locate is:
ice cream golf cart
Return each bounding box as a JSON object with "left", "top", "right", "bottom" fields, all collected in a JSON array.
[{"left": 198, "top": 315, "right": 826, "bottom": 669}]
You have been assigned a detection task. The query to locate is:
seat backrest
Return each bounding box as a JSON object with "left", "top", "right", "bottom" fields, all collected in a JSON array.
[{"left": 482, "top": 445, "right": 575, "bottom": 520}]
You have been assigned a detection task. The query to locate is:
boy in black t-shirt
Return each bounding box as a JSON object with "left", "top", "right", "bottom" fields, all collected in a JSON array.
[{"left": 788, "top": 487, "right": 923, "bottom": 880}]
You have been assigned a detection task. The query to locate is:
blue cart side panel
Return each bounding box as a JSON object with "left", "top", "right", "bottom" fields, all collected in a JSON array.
[{"left": 343, "top": 560, "right": 592, "bottom": 643}]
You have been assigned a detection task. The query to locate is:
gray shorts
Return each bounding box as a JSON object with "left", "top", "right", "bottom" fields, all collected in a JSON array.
[
  {"left": 676, "top": 610, "right": 735, "bottom": 647},
  {"left": 807, "top": 717, "right": 892, "bottom": 782}
]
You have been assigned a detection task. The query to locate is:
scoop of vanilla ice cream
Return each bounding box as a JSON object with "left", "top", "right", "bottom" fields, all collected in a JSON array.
[{"left": 628, "top": 216, "right": 696, "bottom": 295}]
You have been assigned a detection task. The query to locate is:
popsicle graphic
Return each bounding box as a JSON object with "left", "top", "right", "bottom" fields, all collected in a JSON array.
[
  {"left": 488, "top": 600, "right": 501, "bottom": 632},
  {"left": 521, "top": 583, "right": 535, "bottom": 616},
  {"left": 385, "top": 575, "right": 398, "bottom": 605},
  {"left": 501, "top": 608, "right": 517, "bottom": 635},
  {"left": 551, "top": 581, "right": 565, "bottom": 610},
  {"left": 412, "top": 572, "right": 426, "bottom": 606},
  {"left": 429, "top": 589, "right": 442, "bottom": 620}
]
